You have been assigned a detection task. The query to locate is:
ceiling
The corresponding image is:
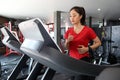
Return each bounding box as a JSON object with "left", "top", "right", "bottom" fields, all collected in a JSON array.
[{"left": 0, "top": 0, "right": 120, "bottom": 24}]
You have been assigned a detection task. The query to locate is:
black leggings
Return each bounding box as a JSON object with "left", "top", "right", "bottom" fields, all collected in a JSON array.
[
  {"left": 81, "top": 57, "right": 91, "bottom": 62},
  {"left": 71, "top": 57, "right": 95, "bottom": 80}
]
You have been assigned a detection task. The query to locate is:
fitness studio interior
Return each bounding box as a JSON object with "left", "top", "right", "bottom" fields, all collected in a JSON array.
[{"left": 0, "top": 0, "right": 120, "bottom": 80}]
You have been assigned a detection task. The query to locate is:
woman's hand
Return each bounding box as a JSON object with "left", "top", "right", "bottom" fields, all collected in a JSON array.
[
  {"left": 67, "top": 34, "right": 74, "bottom": 43},
  {"left": 65, "top": 34, "right": 74, "bottom": 49},
  {"left": 77, "top": 45, "right": 88, "bottom": 54}
]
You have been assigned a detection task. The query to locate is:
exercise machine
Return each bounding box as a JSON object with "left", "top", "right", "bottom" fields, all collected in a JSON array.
[
  {"left": 0, "top": 27, "right": 44, "bottom": 80},
  {"left": 18, "top": 18, "right": 120, "bottom": 80}
]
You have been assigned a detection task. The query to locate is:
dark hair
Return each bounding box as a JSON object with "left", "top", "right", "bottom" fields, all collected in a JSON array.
[{"left": 70, "top": 6, "right": 86, "bottom": 25}]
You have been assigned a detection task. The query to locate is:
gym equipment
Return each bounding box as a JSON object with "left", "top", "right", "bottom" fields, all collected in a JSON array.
[
  {"left": 26, "top": 61, "right": 44, "bottom": 80},
  {"left": 0, "top": 27, "right": 43, "bottom": 80},
  {"left": 18, "top": 18, "right": 120, "bottom": 80},
  {"left": 0, "top": 27, "right": 30, "bottom": 80},
  {"left": 0, "top": 27, "right": 29, "bottom": 80},
  {"left": 95, "top": 67, "right": 120, "bottom": 80},
  {"left": 3, "top": 21, "right": 20, "bottom": 56}
]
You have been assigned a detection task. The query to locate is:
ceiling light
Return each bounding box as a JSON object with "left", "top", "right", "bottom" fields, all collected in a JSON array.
[
  {"left": 26, "top": 17, "right": 30, "bottom": 19},
  {"left": 119, "top": 18, "right": 120, "bottom": 20},
  {"left": 97, "top": 8, "right": 101, "bottom": 11}
]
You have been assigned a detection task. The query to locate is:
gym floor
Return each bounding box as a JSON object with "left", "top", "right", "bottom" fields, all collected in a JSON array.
[
  {"left": 0, "top": 53, "right": 71, "bottom": 80},
  {"left": 0, "top": 54, "right": 21, "bottom": 80}
]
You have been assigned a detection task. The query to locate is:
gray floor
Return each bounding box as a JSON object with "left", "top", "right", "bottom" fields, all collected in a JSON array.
[{"left": 0, "top": 54, "right": 21, "bottom": 80}]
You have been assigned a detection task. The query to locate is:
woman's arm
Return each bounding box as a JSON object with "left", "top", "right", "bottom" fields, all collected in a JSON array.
[
  {"left": 64, "top": 39, "right": 70, "bottom": 49},
  {"left": 77, "top": 36, "right": 101, "bottom": 54},
  {"left": 89, "top": 36, "right": 101, "bottom": 50},
  {"left": 64, "top": 34, "right": 74, "bottom": 49}
]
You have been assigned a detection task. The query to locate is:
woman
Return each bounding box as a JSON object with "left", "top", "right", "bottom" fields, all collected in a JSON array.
[{"left": 64, "top": 6, "right": 101, "bottom": 80}]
